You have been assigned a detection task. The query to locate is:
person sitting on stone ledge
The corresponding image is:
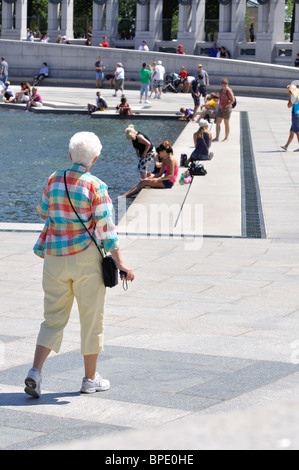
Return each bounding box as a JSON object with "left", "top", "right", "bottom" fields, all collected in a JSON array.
[
  {"left": 88, "top": 91, "right": 108, "bottom": 115},
  {"left": 197, "top": 93, "right": 219, "bottom": 123},
  {"left": 1, "top": 81, "right": 15, "bottom": 103},
  {"left": 184, "top": 119, "right": 213, "bottom": 166},
  {"left": 25, "top": 87, "right": 43, "bottom": 112},
  {"left": 15, "top": 82, "right": 31, "bottom": 103},
  {"left": 116, "top": 96, "right": 132, "bottom": 117},
  {"left": 32, "top": 63, "right": 49, "bottom": 86},
  {"left": 120, "top": 141, "right": 179, "bottom": 198}
]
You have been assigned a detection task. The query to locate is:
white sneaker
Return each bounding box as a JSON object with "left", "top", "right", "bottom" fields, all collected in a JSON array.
[
  {"left": 281, "top": 145, "right": 288, "bottom": 151},
  {"left": 145, "top": 100, "right": 151, "bottom": 104},
  {"left": 24, "top": 368, "right": 41, "bottom": 398},
  {"left": 80, "top": 372, "right": 110, "bottom": 394}
]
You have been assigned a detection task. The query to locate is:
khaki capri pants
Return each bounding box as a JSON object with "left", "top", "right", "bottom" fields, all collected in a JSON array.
[{"left": 37, "top": 244, "right": 106, "bottom": 355}]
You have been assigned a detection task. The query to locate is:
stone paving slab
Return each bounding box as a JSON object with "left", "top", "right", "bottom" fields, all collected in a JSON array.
[
  {"left": 1, "top": 88, "right": 299, "bottom": 450},
  {"left": 1, "top": 231, "right": 299, "bottom": 449}
]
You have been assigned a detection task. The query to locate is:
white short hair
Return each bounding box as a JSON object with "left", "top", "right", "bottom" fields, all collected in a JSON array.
[{"left": 69, "top": 132, "right": 102, "bottom": 167}]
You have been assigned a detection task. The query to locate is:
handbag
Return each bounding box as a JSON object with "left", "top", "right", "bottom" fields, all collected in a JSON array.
[
  {"left": 188, "top": 162, "right": 207, "bottom": 176},
  {"left": 64, "top": 171, "right": 119, "bottom": 288}
]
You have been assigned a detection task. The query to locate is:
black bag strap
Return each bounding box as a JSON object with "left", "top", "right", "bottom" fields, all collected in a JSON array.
[
  {"left": 64, "top": 170, "right": 128, "bottom": 290},
  {"left": 63, "top": 170, "right": 105, "bottom": 259}
]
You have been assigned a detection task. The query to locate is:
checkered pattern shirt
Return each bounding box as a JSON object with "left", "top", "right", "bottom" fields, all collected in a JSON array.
[{"left": 34, "top": 164, "right": 119, "bottom": 258}]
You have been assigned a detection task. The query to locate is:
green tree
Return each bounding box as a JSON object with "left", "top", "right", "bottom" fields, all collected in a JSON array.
[
  {"left": 163, "top": 0, "right": 179, "bottom": 40},
  {"left": 28, "top": 0, "right": 48, "bottom": 17},
  {"left": 118, "top": 0, "right": 136, "bottom": 38}
]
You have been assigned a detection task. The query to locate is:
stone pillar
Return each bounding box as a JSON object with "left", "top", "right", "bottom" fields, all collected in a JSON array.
[
  {"left": 61, "top": 0, "right": 74, "bottom": 39},
  {"left": 92, "top": 0, "right": 118, "bottom": 46},
  {"left": 48, "top": 0, "right": 74, "bottom": 41},
  {"left": 255, "top": 0, "right": 285, "bottom": 63},
  {"left": 135, "top": 0, "right": 151, "bottom": 49},
  {"left": 177, "top": 0, "right": 205, "bottom": 54},
  {"left": 92, "top": 0, "right": 106, "bottom": 45},
  {"left": 1, "top": 0, "right": 28, "bottom": 40},
  {"left": 292, "top": 2, "right": 299, "bottom": 66},
  {"left": 47, "top": 0, "right": 60, "bottom": 38},
  {"left": 217, "top": 0, "right": 246, "bottom": 58},
  {"left": 135, "top": 0, "right": 163, "bottom": 51}
]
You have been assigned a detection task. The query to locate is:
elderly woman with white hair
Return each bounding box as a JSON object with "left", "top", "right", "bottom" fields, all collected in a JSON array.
[
  {"left": 24, "top": 132, "right": 134, "bottom": 398},
  {"left": 113, "top": 62, "right": 125, "bottom": 97}
]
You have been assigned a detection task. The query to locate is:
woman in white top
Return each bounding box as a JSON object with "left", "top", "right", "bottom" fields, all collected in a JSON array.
[{"left": 113, "top": 62, "right": 125, "bottom": 97}]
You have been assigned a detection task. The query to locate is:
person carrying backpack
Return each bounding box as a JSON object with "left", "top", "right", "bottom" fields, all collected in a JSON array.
[{"left": 213, "top": 78, "right": 235, "bottom": 142}]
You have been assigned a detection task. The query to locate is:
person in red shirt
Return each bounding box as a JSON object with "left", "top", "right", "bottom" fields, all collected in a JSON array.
[
  {"left": 176, "top": 44, "right": 186, "bottom": 55},
  {"left": 178, "top": 66, "right": 188, "bottom": 92},
  {"left": 99, "top": 36, "right": 109, "bottom": 48}
]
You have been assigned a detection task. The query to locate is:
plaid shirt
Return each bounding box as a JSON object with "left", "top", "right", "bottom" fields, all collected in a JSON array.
[{"left": 34, "top": 164, "right": 119, "bottom": 258}]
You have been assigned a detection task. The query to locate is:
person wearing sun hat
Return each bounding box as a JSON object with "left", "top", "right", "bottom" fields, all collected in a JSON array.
[{"left": 185, "top": 118, "right": 213, "bottom": 166}]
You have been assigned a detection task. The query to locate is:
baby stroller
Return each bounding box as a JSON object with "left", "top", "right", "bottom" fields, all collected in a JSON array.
[{"left": 162, "top": 73, "right": 180, "bottom": 93}]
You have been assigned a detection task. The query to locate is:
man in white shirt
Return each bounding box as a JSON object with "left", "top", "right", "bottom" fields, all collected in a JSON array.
[
  {"left": 152, "top": 60, "right": 165, "bottom": 99},
  {"left": 2, "top": 81, "right": 15, "bottom": 103},
  {"left": 113, "top": 63, "right": 125, "bottom": 97},
  {"left": 138, "top": 40, "right": 149, "bottom": 51}
]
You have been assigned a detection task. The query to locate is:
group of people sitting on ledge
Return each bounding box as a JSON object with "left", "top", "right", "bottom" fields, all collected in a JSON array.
[
  {"left": 119, "top": 117, "right": 215, "bottom": 199},
  {"left": 1, "top": 80, "right": 43, "bottom": 112}
]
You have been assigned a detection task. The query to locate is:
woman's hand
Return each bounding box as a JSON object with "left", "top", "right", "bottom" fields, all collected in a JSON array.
[
  {"left": 111, "top": 250, "right": 135, "bottom": 282},
  {"left": 119, "top": 263, "right": 135, "bottom": 282}
]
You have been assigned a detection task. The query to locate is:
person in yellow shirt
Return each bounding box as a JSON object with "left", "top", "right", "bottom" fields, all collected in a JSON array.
[{"left": 197, "top": 93, "right": 219, "bottom": 122}]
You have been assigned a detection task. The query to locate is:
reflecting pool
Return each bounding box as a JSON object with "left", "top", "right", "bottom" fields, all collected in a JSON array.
[{"left": 0, "top": 109, "right": 185, "bottom": 223}]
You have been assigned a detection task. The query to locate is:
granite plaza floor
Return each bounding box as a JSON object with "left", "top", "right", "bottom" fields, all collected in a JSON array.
[{"left": 1, "top": 86, "right": 299, "bottom": 450}]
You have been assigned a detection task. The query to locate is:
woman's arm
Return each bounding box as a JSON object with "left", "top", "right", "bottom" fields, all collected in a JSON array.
[
  {"left": 193, "top": 132, "right": 198, "bottom": 147},
  {"left": 110, "top": 249, "right": 134, "bottom": 281},
  {"left": 287, "top": 92, "right": 293, "bottom": 108},
  {"left": 142, "top": 162, "right": 165, "bottom": 181},
  {"left": 225, "top": 89, "right": 234, "bottom": 107}
]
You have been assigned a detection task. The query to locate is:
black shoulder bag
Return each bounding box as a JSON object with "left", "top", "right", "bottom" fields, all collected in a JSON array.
[{"left": 64, "top": 171, "right": 122, "bottom": 289}]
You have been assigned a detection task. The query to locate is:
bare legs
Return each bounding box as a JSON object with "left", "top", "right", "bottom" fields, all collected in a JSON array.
[
  {"left": 83, "top": 354, "right": 98, "bottom": 381},
  {"left": 214, "top": 117, "right": 230, "bottom": 142},
  {"left": 32, "top": 344, "right": 98, "bottom": 380},
  {"left": 121, "top": 179, "right": 164, "bottom": 198},
  {"left": 32, "top": 345, "right": 51, "bottom": 372},
  {"left": 282, "top": 131, "right": 299, "bottom": 150}
]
